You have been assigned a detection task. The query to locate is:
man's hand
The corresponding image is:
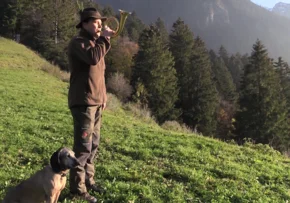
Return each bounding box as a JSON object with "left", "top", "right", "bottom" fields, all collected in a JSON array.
[{"left": 101, "top": 26, "right": 115, "bottom": 38}]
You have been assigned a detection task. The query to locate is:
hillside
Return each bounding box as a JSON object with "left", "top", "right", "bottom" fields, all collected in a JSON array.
[
  {"left": 1, "top": 37, "right": 290, "bottom": 202},
  {"left": 98, "top": 0, "right": 290, "bottom": 62}
]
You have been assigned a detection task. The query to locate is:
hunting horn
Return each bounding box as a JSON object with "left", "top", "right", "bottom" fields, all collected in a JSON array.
[{"left": 103, "top": 9, "right": 131, "bottom": 38}]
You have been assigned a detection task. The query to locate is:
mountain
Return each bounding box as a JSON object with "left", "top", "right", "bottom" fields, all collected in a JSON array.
[
  {"left": 97, "top": 0, "right": 290, "bottom": 62},
  {"left": 272, "top": 2, "right": 290, "bottom": 18},
  {"left": 264, "top": 7, "right": 272, "bottom": 11}
]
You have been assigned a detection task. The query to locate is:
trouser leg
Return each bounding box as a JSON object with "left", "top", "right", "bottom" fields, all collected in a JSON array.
[
  {"left": 69, "top": 106, "right": 100, "bottom": 194},
  {"left": 86, "top": 106, "right": 102, "bottom": 186}
]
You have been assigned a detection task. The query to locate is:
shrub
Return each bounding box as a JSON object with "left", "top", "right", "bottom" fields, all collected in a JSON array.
[
  {"left": 283, "top": 149, "right": 290, "bottom": 158},
  {"left": 124, "top": 102, "right": 156, "bottom": 124},
  {"left": 106, "top": 93, "right": 122, "bottom": 112},
  {"left": 107, "top": 72, "right": 132, "bottom": 102},
  {"left": 161, "top": 121, "right": 193, "bottom": 134}
]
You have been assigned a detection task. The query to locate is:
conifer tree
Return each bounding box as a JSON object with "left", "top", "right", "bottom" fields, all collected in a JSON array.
[
  {"left": 241, "top": 53, "right": 250, "bottom": 67},
  {"left": 0, "top": 1, "right": 7, "bottom": 36},
  {"left": 1, "top": 0, "right": 33, "bottom": 39},
  {"left": 101, "top": 5, "right": 115, "bottom": 16},
  {"left": 131, "top": 25, "right": 179, "bottom": 123},
  {"left": 36, "top": 0, "right": 79, "bottom": 69},
  {"left": 211, "top": 56, "right": 237, "bottom": 103},
  {"left": 124, "top": 11, "right": 146, "bottom": 42},
  {"left": 155, "top": 17, "right": 169, "bottom": 46},
  {"left": 208, "top": 49, "right": 217, "bottom": 62},
  {"left": 183, "top": 37, "right": 218, "bottom": 135},
  {"left": 210, "top": 48, "right": 238, "bottom": 139},
  {"left": 169, "top": 18, "right": 195, "bottom": 111},
  {"left": 235, "top": 40, "right": 289, "bottom": 151},
  {"left": 228, "top": 54, "right": 244, "bottom": 90},
  {"left": 274, "top": 57, "right": 290, "bottom": 114},
  {"left": 219, "top": 45, "right": 229, "bottom": 67}
]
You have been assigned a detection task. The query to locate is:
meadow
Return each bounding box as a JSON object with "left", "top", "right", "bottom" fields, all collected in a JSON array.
[{"left": 0, "top": 37, "right": 290, "bottom": 203}]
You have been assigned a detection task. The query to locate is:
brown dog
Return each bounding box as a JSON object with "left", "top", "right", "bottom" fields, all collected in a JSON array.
[{"left": 3, "top": 147, "right": 80, "bottom": 203}]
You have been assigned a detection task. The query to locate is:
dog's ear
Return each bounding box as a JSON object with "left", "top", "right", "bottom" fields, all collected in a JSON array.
[{"left": 50, "top": 148, "right": 61, "bottom": 173}]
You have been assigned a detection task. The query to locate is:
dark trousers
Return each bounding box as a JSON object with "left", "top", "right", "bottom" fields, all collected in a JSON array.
[{"left": 69, "top": 105, "right": 102, "bottom": 194}]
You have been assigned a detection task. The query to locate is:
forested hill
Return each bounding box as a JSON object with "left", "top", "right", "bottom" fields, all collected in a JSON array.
[{"left": 97, "top": 0, "right": 290, "bottom": 61}]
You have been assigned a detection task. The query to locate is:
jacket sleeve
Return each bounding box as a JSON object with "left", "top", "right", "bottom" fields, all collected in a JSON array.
[
  {"left": 71, "top": 36, "right": 111, "bottom": 65},
  {"left": 104, "top": 86, "right": 107, "bottom": 104}
]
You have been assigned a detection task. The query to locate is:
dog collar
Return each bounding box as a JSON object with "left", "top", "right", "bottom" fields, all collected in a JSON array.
[{"left": 49, "top": 165, "right": 68, "bottom": 177}]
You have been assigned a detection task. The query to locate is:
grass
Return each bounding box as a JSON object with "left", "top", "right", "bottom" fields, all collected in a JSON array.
[{"left": 1, "top": 37, "right": 290, "bottom": 202}]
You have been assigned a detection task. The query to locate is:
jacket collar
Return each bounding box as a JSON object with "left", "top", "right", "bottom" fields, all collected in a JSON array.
[{"left": 79, "top": 29, "right": 98, "bottom": 41}]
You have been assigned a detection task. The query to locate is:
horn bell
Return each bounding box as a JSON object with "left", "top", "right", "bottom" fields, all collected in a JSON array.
[{"left": 103, "top": 9, "right": 131, "bottom": 38}]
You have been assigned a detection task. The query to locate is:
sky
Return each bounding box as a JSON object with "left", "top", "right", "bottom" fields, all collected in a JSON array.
[{"left": 251, "top": 0, "right": 290, "bottom": 8}]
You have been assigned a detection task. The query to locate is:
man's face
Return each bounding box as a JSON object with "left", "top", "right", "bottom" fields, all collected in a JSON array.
[{"left": 83, "top": 18, "right": 102, "bottom": 38}]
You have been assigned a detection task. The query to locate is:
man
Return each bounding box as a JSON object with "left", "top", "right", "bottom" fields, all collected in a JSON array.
[{"left": 67, "top": 7, "right": 114, "bottom": 203}]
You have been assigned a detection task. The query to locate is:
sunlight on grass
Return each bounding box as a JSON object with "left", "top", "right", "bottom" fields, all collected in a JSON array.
[{"left": 1, "top": 37, "right": 290, "bottom": 202}]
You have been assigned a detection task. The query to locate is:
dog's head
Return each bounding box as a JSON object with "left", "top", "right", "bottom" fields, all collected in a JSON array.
[{"left": 50, "top": 147, "right": 80, "bottom": 173}]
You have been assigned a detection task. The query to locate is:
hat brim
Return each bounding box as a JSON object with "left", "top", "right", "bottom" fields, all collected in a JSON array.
[{"left": 76, "top": 17, "right": 107, "bottom": 29}]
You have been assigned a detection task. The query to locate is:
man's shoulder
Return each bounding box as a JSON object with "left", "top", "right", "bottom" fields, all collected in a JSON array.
[
  {"left": 70, "top": 35, "right": 85, "bottom": 43},
  {"left": 68, "top": 35, "right": 87, "bottom": 49}
]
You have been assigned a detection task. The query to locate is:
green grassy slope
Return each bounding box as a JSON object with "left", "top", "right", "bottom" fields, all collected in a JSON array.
[{"left": 0, "top": 37, "right": 290, "bottom": 203}]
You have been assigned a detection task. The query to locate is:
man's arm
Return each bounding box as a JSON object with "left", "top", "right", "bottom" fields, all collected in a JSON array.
[{"left": 70, "top": 37, "right": 111, "bottom": 65}]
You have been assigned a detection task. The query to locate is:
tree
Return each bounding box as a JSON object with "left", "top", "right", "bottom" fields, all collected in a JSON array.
[
  {"left": 105, "top": 36, "right": 139, "bottom": 80},
  {"left": 122, "top": 11, "right": 146, "bottom": 42},
  {"left": 1, "top": 0, "right": 33, "bottom": 39},
  {"left": 228, "top": 53, "right": 244, "bottom": 90},
  {"left": 214, "top": 54, "right": 243, "bottom": 140},
  {"left": 0, "top": 0, "right": 7, "bottom": 36},
  {"left": 274, "top": 57, "right": 290, "bottom": 115},
  {"left": 241, "top": 53, "right": 250, "bottom": 67},
  {"left": 183, "top": 37, "right": 218, "bottom": 135},
  {"left": 235, "top": 40, "right": 289, "bottom": 151},
  {"left": 211, "top": 55, "right": 237, "bottom": 103},
  {"left": 219, "top": 45, "right": 229, "bottom": 67},
  {"left": 155, "top": 17, "right": 169, "bottom": 46},
  {"left": 210, "top": 49, "right": 239, "bottom": 140},
  {"left": 208, "top": 49, "right": 217, "bottom": 62},
  {"left": 169, "top": 18, "right": 195, "bottom": 111},
  {"left": 35, "top": 0, "right": 80, "bottom": 70},
  {"left": 131, "top": 25, "right": 179, "bottom": 123},
  {"left": 101, "top": 5, "right": 115, "bottom": 16}
]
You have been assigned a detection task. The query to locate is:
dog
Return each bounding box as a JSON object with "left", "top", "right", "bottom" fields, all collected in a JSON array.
[{"left": 3, "top": 147, "right": 80, "bottom": 203}]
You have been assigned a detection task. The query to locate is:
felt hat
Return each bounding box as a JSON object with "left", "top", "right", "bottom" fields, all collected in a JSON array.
[{"left": 76, "top": 7, "right": 107, "bottom": 29}]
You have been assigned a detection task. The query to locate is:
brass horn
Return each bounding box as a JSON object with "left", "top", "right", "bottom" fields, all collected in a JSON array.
[{"left": 103, "top": 9, "right": 131, "bottom": 38}]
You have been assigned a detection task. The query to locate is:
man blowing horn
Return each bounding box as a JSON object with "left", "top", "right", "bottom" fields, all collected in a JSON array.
[{"left": 67, "top": 7, "right": 115, "bottom": 203}]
